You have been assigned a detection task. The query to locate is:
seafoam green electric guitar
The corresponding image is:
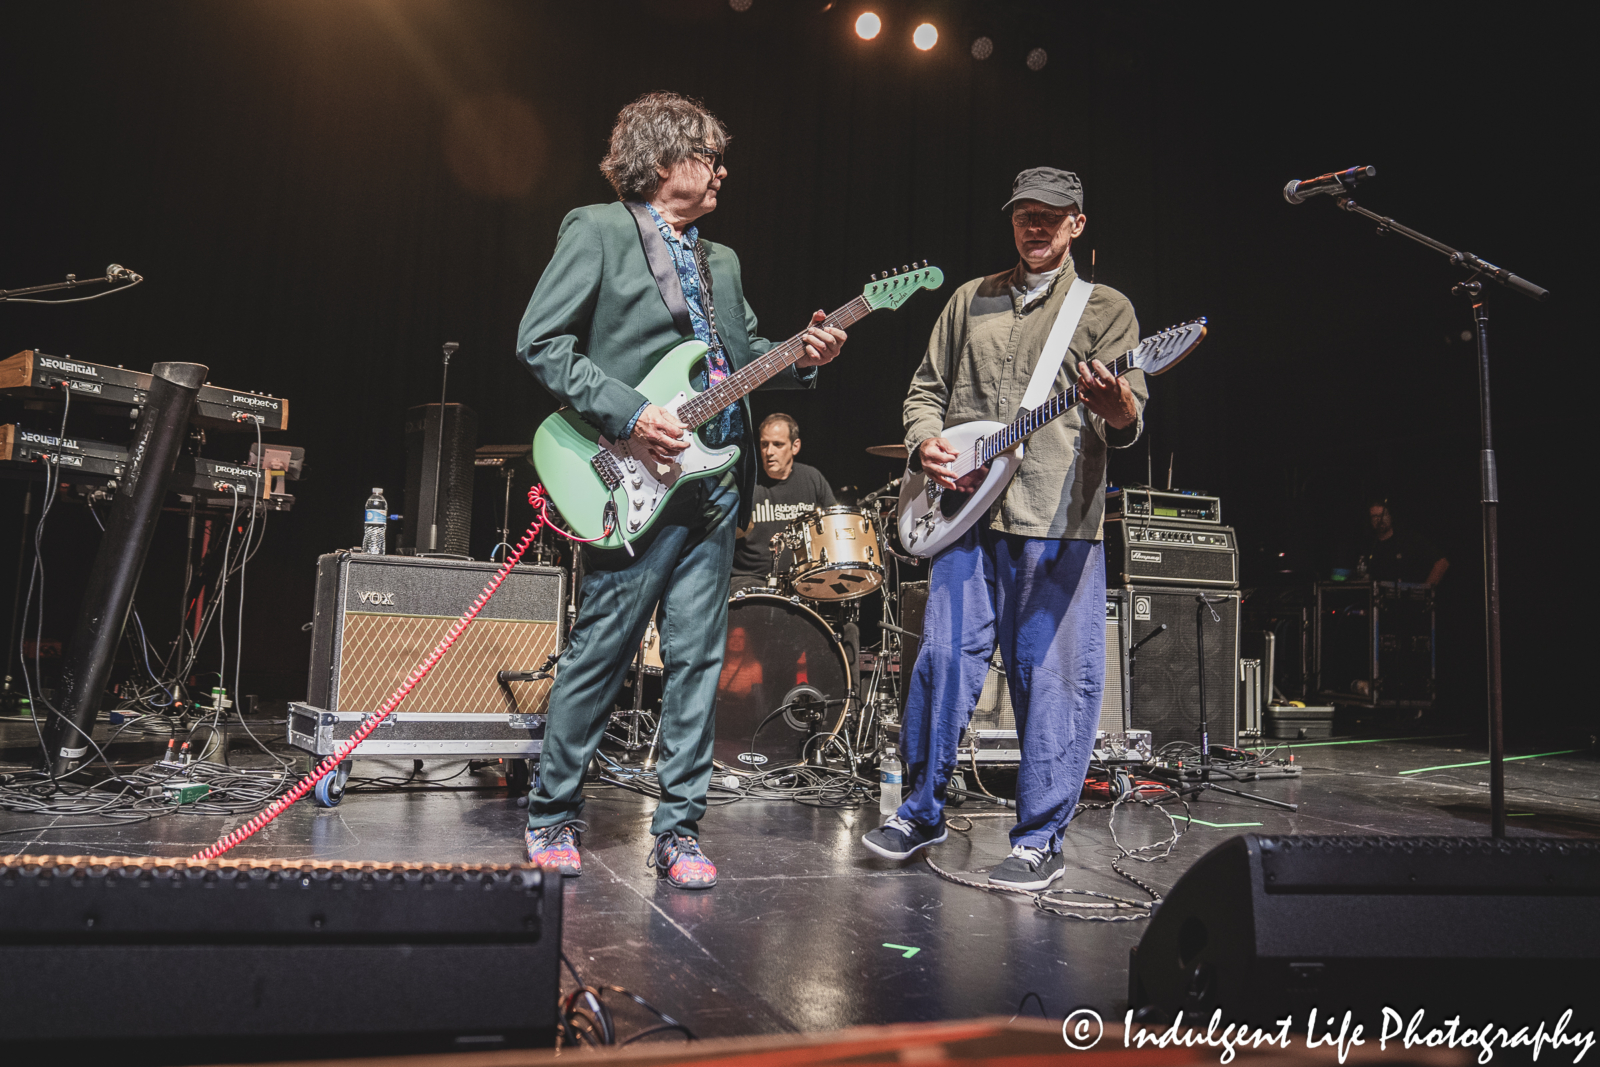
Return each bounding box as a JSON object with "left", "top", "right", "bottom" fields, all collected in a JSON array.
[{"left": 532, "top": 263, "right": 943, "bottom": 551}]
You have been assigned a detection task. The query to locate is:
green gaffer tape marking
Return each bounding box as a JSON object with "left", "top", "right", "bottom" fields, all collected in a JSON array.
[
  {"left": 1186, "top": 818, "right": 1264, "bottom": 828},
  {"left": 1398, "top": 749, "right": 1582, "bottom": 775},
  {"left": 883, "top": 943, "right": 920, "bottom": 958},
  {"left": 1280, "top": 733, "right": 1468, "bottom": 749}
]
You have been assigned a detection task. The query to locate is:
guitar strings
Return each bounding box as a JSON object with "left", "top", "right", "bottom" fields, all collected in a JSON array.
[{"left": 678, "top": 296, "right": 872, "bottom": 429}]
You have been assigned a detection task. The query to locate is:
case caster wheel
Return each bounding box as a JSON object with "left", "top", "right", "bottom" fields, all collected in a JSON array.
[
  {"left": 313, "top": 760, "right": 352, "bottom": 808},
  {"left": 1113, "top": 770, "right": 1134, "bottom": 801},
  {"left": 947, "top": 772, "right": 968, "bottom": 808},
  {"left": 505, "top": 758, "right": 532, "bottom": 797}
]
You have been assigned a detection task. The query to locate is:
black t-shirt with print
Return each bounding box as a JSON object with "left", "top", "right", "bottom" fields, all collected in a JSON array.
[{"left": 732, "top": 462, "right": 835, "bottom": 577}]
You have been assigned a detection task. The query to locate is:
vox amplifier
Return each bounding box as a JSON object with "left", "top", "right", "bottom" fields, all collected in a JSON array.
[{"left": 299, "top": 554, "right": 564, "bottom": 761}]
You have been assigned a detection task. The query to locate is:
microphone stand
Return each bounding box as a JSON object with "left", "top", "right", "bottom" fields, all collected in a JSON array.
[
  {"left": 1328, "top": 189, "right": 1549, "bottom": 839},
  {"left": 428, "top": 342, "right": 459, "bottom": 552},
  {"left": 1166, "top": 596, "right": 1297, "bottom": 812}
]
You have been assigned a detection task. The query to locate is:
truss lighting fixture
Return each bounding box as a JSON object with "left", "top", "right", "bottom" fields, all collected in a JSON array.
[
  {"left": 1026, "top": 47, "right": 1048, "bottom": 71},
  {"left": 913, "top": 23, "right": 937, "bottom": 50},
  {"left": 729, "top": 0, "right": 752, "bottom": 10},
  {"left": 855, "top": 12, "right": 881, "bottom": 39},
  {"left": 971, "top": 36, "right": 993, "bottom": 60}
]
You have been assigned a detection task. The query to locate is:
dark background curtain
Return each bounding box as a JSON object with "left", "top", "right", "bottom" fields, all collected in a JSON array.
[{"left": 0, "top": 1, "right": 1584, "bottom": 738}]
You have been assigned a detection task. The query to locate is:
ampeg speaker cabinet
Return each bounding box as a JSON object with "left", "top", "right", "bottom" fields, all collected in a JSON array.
[
  {"left": 1129, "top": 835, "right": 1600, "bottom": 1027},
  {"left": 295, "top": 553, "right": 563, "bottom": 760},
  {"left": 1314, "top": 580, "right": 1435, "bottom": 708},
  {"left": 896, "top": 580, "right": 929, "bottom": 721},
  {"left": 967, "top": 593, "right": 1130, "bottom": 763},
  {"left": 0, "top": 854, "right": 562, "bottom": 1061},
  {"left": 1126, "top": 585, "right": 1240, "bottom": 750},
  {"left": 895, "top": 584, "right": 1129, "bottom": 763},
  {"left": 1105, "top": 519, "right": 1238, "bottom": 587},
  {"left": 403, "top": 402, "right": 478, "bottom": 555}
]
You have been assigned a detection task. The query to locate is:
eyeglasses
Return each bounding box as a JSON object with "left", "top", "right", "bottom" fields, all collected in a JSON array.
[
  {"left": 1011, "top": 209, "right": 1075, "bottom": 229},
  {"left": 691, "top": 145, "right": 725, "bottom": 172}
]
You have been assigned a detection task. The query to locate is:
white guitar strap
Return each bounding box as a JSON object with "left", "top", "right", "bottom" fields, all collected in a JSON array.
[{"left": 1020, "top": 276, "right": 1095, "bottom": 411}]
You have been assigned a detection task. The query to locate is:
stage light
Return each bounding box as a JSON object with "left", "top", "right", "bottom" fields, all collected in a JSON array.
[
  {"left": 855, "top": 12, "right": 881, "bottom": 39},
  {"left": 730, "top": 0, "right": 752, "bottom": 10},
  {"left": 971, "top": 36, "right": 993, "bottom": 60},
  {"left": 913, "top": 23, "right": 937, "bottom": 50},
  {"left": 1026, "top": 47, "right": 1048, "bottom": 71}
]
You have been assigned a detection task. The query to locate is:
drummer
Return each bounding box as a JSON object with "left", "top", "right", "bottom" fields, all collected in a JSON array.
[{"left": 731, "top": 413, "right": 835, "bottom": 592}]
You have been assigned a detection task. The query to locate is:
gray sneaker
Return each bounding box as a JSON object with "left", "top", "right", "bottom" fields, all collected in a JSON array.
[
  {"left": 988, "top": 845, "right": 1065, "bottom": 890},
  {"left": 862, "top": 814, "right": 948, "bottom": 860}
]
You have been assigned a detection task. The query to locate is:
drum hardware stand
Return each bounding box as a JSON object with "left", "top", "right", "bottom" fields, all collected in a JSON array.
[
  {"left": 1164, "top": 596, "right": 1297, "bottom": 812},
  {"left": 1322, "top": 188, "right": 1547, "bottom": 837}
]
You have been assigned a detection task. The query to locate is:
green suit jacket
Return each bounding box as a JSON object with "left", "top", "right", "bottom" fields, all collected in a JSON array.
[{"left": 517, "top": 201, "right": 812, "bottom": 526}]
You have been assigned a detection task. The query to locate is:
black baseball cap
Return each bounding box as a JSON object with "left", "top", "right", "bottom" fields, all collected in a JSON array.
[{"left": 1002, "top": 167, "right": 1084, "bottom": 213}]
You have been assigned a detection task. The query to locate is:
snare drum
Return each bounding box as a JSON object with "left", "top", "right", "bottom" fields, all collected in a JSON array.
[
  {"left": 714, "top": 592, "right": 852, "bottom": 767},
  {"left": 789, "top": 506, "right": 884, "bottom": 601}
]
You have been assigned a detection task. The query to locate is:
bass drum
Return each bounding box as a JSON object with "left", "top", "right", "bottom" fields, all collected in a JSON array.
[{"left": 715, "top": 592, "right": 851, "bottom": 769}]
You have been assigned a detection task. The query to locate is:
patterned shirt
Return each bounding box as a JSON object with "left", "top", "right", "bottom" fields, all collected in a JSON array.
[{"left": 630, "top": 204, "right": 743, "bottom": 448}]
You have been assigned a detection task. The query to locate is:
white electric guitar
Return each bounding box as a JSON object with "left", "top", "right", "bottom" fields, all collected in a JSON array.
[{"left": 897, "top": 318, "right": 1208, "bottom": 558}]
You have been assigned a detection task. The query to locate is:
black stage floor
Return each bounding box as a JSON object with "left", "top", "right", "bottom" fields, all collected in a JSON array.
[{"left": 3, "top": 731, "right": 1596, "bottom": 1041}]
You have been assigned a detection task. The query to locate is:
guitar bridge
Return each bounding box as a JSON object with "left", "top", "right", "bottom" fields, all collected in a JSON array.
[{"left": 590, "top": 449, "right": 624, "bottom": 491}]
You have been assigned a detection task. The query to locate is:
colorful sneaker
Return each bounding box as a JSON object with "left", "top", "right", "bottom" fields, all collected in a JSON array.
[
  {"left": 649, "top": 832, "right": 717, "bottom": 889},
  {"left": 862, "top": 814, "right": 948, "bottom": 861},
  {"left": 988, "top": 845, "right": 1065, "bottom": 891},
  {"left": 525, "top": 822, "right": 584, "bottom": 876}
]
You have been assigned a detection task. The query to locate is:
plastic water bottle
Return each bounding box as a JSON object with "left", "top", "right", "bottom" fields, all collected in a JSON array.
[
  {"left": 879, "top": 745, "right": 902, "bottom": 817},
  {"left": 362, "top": 488, "right": 387, "bottom": 554}
]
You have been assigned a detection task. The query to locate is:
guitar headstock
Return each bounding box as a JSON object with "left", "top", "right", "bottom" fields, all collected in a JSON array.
[
  {"left": 1129, "top": 317, "right": 1207, "bottom": 376},
  {"left": 863, "top": 261, "right": 944, "bottom": 311}
]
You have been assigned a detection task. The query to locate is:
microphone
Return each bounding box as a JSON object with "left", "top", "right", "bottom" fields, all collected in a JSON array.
[
  {"left": 1283, "top": 165, "right": 1376, "bottom": 205},
  {"left": 106, "top": 263, "right": 143, "bottom": 283}
]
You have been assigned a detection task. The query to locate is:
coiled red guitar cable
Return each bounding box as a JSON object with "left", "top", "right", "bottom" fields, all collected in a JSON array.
[{"left": 192, "top": 485, "right": 613, "bottom": 861}]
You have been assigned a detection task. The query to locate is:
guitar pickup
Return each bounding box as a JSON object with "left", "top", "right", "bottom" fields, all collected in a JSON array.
[{"left": 590, "top": 449, "right": 624, "bottom": 491}]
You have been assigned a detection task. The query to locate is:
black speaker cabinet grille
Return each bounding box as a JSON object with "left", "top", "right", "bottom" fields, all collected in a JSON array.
[
  {"left": 1126, "top": 585, "right": 1239, "bottom": 750},
  {"left": 403, "top": 402, "right": 478, "bottom": 555},
  {"left": 309, "top": 554, "right": 564, "bottom": 716}
]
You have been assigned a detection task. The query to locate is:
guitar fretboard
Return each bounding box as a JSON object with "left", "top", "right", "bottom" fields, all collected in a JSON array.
[
  {"left": 970, "top": 350, "right": 1137, "bottom": 469},
  {"left": 677, "top": 296, "right": 873, "bottom": 430}
]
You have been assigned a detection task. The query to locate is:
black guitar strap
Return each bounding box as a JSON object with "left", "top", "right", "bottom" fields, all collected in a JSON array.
[{"left": 623, "top": 201, "right": 695, "bottom": 340}]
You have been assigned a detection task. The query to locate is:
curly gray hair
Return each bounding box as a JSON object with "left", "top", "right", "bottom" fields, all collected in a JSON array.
[{"left": 600, "top": 92, "right": 730, "bottom": 202}]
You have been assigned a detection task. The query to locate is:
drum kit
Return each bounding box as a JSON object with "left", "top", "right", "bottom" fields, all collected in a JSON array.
[{"left": 603, "top": 443, "right": 922, "bottom": 777}]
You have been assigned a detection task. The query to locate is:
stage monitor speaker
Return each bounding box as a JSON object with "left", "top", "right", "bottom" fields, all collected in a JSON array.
[
  {"left": 1129, "top": 834, "right": 1600, "bottom": 1028},
  {"left": 403, "top": 402, "right": 478, "bottom": 555},
  {"left": 1126, "top": 584, "right": 1239, "bottom": 751},
  {"left": 0, "top": 855, "right": 562, "bottom": 1062}
]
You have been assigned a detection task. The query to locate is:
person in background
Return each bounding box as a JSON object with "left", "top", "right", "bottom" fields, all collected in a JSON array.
[
  {"left": 730, "top": 413, "right": 835, "bottom": 592},
  {"left": 1363, "top": 499, "right": 1449, "bottom": 585}
]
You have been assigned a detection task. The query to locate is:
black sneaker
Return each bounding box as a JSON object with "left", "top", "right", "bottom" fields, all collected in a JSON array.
[
  {"left": 862, "top": 814, "right": 948, "bottom": 860},
  {"left": 988, "top": 845, "right": 1066, "bottom": 890}
]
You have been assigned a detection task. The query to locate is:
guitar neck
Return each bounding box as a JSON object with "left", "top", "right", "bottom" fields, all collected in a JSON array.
[
  {"left": 978, "top": 349, "right": 1137, "bottom": 466},
  {"left": 676, "top": 296, "right": 873, "bottom": 431}
]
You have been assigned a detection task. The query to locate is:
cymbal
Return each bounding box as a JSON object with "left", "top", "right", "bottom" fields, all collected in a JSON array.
[{"left": 865, "top": 443, "right": 908, "bottom": 459}]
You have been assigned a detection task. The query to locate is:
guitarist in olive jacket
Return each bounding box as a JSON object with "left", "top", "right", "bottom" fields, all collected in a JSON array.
[{"left": 515, "top": 92, "right": 846, "bottom": 889}]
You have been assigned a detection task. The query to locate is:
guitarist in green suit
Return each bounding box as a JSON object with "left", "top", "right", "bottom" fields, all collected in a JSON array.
[{"left": 515, "top": 92, "right": 847, "bottom": 889}]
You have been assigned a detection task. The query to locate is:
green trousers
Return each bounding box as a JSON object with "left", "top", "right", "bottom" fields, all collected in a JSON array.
[{"left": 527, "top": 479, "right": 737, "bottom": 839}]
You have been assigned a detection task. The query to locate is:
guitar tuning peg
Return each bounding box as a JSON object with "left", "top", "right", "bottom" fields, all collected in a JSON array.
[
  {"left": 870, "top": 274, "right": 877, "bottom": 281},
  {"left": 901, "top": 264, "right": 909, "bottom": 273}
]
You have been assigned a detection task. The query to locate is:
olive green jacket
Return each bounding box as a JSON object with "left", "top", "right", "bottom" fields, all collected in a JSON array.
[
  {"left": 903, "top": 255, "right": 1146, "bottom": 541},
  {"left": 516, "top": 201, "right": 813, "bottom": 525}
]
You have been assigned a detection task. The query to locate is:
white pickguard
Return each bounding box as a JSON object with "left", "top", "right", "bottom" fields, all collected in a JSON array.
[
  {"left": 896, "top": 420, "right": 1023, "bottom": 558},
  {"left": 595, "top": 390, "right": 738, "bottom": 539}
]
